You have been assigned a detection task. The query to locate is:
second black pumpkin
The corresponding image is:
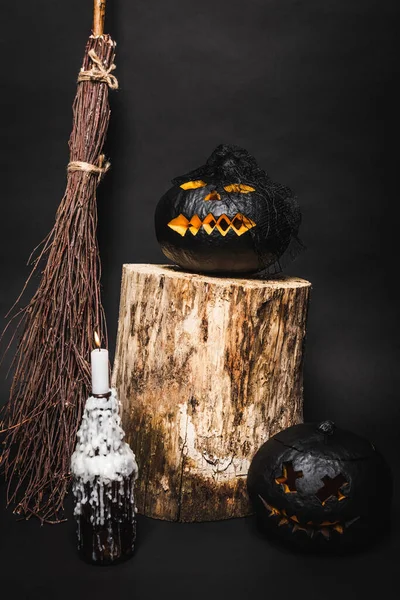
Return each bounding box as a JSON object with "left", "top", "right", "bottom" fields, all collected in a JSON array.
[{"left": 247, "top": 421, "right": 392, "bottom": 552}]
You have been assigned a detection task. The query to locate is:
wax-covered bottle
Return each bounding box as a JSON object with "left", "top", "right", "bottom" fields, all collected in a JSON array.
[{"left": 71, "top": 388, "right": 138, "bottom": 564}]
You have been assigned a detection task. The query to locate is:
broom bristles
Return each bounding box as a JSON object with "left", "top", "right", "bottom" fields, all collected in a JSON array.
[{"left": 0, "top": 35, "right": 116, "bottom": 523}]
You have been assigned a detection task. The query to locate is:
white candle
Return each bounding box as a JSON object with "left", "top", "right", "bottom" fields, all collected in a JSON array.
[{"left": 91, "top": 332, "right": 109, "bottom": 395}]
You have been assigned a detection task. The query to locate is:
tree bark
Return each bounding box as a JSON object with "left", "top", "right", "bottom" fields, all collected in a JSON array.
[{"left": 112, "top": 264, "right": 311, "bottom": 521}]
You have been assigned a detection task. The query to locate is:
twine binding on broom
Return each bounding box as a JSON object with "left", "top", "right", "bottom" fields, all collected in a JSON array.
[
  {"left": 77, "top": 48, "right": 119, "bottom": 89},
  {"left": 68, "top": 154, "right": 111, "bottom": 181}
]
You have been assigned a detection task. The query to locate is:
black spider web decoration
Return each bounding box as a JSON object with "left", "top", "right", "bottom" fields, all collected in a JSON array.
[{"left": 172, "top": 144, "right": 304, "bottom": 277}]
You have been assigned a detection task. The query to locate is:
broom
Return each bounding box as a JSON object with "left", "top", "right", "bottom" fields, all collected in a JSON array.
[{"left": 0, "top": 0, "right": 117, "bottom": 523}]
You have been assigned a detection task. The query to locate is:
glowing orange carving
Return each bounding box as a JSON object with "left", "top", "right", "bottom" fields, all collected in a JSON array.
[
  {"left": 202, "top": 213, "right": 217, "bottom": 234},
  {"left": 258, "top": 496, "right": 349, "bottom": 539},
  {"left": 167, "top": 214, "right": 192, "bottom": 236},
  {"left": 224, "top": 183, "right": 255, "bottom": 193},
  {"left": 167, "top": 213, "right": 256, "bottom": 237},
  {"left": 275, "top": 462, "right": 303, "bottom": 493},
  {"left": 316, "top": 474, "right": 348, "bottom": 506},
  {"left": 180, "top": 180, "right": 207, "bottom": 190},
  {"left": 204, "top": 191, "right": 221, "bottom": 201},
  {"left": 188, "top": 214, "right": 202, "bottom": 235}
]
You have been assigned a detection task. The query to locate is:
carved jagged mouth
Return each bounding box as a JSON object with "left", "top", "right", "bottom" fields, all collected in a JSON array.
[
  {"left": 259, "top": 495, "right": 359, "bottom": 540},
  {"left": 167, "top": 213, "right": 256, "bottom": 237}
]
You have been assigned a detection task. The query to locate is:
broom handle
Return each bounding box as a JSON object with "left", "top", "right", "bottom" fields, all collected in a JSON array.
[{"left": 93, "top": 0, "right": 106, "bottom": 36}]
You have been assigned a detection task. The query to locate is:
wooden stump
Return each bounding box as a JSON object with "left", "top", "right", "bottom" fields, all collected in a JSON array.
[{"left": 112, "top": 264, "right": 311, "bottom": 521}]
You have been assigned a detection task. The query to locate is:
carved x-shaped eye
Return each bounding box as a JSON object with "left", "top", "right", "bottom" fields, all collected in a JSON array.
[
  {"left": 275, "top": 462, "right": 303, "bottom": 493},
  {"left": 316, "top": 474, "right": 348, "bottom": 505}
]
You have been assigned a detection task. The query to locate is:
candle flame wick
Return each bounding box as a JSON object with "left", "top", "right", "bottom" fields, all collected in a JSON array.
[{"left": 94, "top": 331, "right": 101, "bottom": 349}]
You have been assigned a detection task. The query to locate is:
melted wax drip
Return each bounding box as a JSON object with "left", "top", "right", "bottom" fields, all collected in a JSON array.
[{"left": 71, "top": 389, "right": 138, "bottom": 564}]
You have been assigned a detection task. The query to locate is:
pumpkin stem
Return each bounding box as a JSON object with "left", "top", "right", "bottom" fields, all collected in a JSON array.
[{"left": 317, "top": 420, "right": 336, "bottom": 437}]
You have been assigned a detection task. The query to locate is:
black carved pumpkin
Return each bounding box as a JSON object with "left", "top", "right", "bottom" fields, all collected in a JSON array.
[
  {"left": 247, "top": 421, "right": 392, "bottom": 552},
  {"left": 155, "top": 144, "right": 302, "bottom": 274}
]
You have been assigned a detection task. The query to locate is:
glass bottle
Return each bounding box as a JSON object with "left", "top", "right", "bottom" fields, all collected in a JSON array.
[{"left": 71, "top": 389, "right": 138, "bottom": 564}]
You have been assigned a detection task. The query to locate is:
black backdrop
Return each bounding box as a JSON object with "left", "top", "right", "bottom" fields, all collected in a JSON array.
[{"left": 0, "top": 1, "right": 399, "bottom": 597}]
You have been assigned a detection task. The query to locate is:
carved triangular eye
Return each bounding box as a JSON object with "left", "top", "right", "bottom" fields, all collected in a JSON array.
[
  {"left": 180, "top": 180, "right": 207, "bottom": 190},
  {"left": 224, "top": 184, "right": 255, "bottom": 193},
  {"left": 204, "top": 191, "right": 221, "bottom": 201}
]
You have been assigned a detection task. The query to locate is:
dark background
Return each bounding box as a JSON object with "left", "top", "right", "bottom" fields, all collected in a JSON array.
[{"left": 0, "top": 0, "right": 399, "bottom": 597}]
